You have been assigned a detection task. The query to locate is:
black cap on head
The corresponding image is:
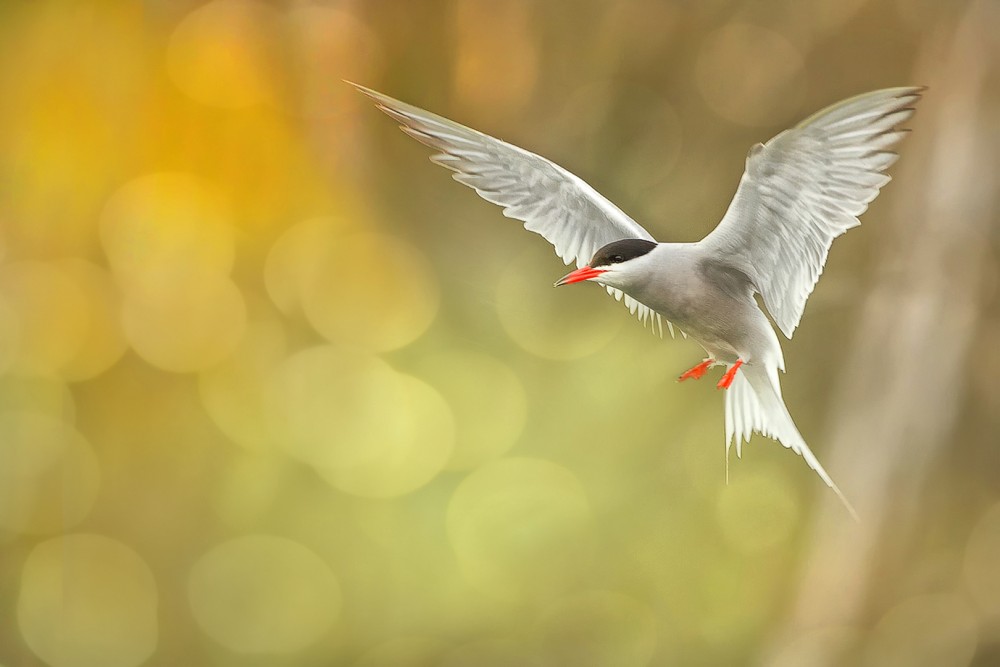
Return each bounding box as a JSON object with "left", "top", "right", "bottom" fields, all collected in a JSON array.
[{"left": 589, "top": 239, "right": 657, "bottom": 268}]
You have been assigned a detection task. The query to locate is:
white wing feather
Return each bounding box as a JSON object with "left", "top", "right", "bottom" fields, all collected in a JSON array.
[
  {"left": 351, "top": 83, "right": 668, "bottom": 332},
  {"left": 701, "top": 87, "right": 923, "bottom": 338}
]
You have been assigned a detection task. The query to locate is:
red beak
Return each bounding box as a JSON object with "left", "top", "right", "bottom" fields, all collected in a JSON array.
[{"left": 554, "top": 266, "right": 606, "bottom": 286}]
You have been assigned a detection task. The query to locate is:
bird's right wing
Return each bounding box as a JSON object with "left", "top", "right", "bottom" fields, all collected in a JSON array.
[
  {"left": 700, "top": 87, "right": 922, "bottom": 338},
  {"left": 350, "top": 83, "right": 669, "bottom": 334}
]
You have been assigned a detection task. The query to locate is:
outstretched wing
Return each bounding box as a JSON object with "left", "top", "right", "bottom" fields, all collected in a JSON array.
[
  {"left": 700, "top": 87, "right": 923, "bottom": 338},
  {"left": 350, "top": 83, "right": 668, "bottom": 334}
]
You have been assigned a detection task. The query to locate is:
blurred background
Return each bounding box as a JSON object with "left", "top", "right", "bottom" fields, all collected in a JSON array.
[{"left": 1, "top": 0, "right": 998, "bottom": 665}]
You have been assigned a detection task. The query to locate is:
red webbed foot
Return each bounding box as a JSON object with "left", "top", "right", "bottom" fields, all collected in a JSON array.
[
  {"left": 678, "top": 358, "right": 715, "bottom": 382},
  {"left": 716, "top": 359, "right": 744, "bottom": 389}
]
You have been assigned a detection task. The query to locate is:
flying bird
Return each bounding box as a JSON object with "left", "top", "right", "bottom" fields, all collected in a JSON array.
[{"left": 351, "top": 81, "right": 924, "bottom": 520}]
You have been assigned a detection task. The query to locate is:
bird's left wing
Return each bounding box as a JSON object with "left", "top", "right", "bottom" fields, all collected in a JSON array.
[
  {"left": 350, "top": 83, "right": 668, "bottom": 334},
  {"left": 700, "top": 87, "right": 923, "bottom": 338}
]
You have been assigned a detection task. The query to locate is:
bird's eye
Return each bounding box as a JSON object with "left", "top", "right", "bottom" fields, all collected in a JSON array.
[{"left": 612, "top": 255, "right": 624, "bottom": 264}]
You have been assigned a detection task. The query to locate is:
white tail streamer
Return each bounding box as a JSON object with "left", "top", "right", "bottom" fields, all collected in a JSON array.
[{"left": 724, "top": 362, "right": 858, "bottom": 521}]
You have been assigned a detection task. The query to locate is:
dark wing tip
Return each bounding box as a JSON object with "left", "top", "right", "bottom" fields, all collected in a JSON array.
[{"left": 896, "top": 86, "right": 927, "bottom": 107}]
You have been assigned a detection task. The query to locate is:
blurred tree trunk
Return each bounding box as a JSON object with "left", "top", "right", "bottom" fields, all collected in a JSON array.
[{"left": 762, "top": 1, "right": 1000, "bottom": 664}]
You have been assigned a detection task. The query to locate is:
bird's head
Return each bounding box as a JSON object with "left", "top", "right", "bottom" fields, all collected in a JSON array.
[{"left": 554, "top": 238, "right": 658, "bottom": 290}]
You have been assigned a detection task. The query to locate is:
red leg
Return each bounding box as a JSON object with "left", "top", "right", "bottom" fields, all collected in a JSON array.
[
  {"left": 678, "top": 358, "right": 715, "bottom": 381},
  {"left": 716, "top": 359, "right": 744, "bottom": 389}
]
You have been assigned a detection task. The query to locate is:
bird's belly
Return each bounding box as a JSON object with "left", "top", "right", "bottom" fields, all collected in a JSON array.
[{"left": 629, "top": 279, "right": 755, "bottom": 363}]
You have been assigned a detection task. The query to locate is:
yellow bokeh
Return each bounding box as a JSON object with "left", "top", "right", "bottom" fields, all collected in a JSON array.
[
  {"left": 0, "top": 413, "right": 71, "bottom": 478},
  {"left": 267, "top": 345, "right": 408, "bottom": 468},
  {"left": 17, "top": 534, "right": 158, "bottom": 667},
  {"left": 452, "top": 0, "right": 538, "bottom": 121},
  {"left": 267, "top": 345, "right": 453, "bottom": 497},
  {"left": 187, "top": 535, "right": 341, "bottom": 654},
  {"left": 166, "top": 0, "right": 282, "bottom": 109},
  {"left": 0, "top": 261, "right": 90, "bottom": 376},
  {"left": 0, "top": 374, "right": 76, "bottom": 422},
  {"left": 410, "top": 349, "right": 528, "bottom": 470},
  {"left": 122, "top": 272, "right": 247, "bottom": 373},
  {"left": 300, "top": 233, "right": 440, "bottom": 352},
  {"left": 0, "top": 3, "right": 143, "bottom": 258},
  {"left": 447, "top": 458, "right": 594, "bottom": 601},
  {"left": 199, "top": 308, "right": 289, "bottom": 452},
  {"left": 0, "top": 295, "right": 17, "bottom": 375},
  {"left": 209, "top": 452, "right": 289, "bottom": 529},
  {"left": 317, "top": 374, "right": 454, "bottom": 499},
  {"left": 100, "top": 172, "right": 235, "bottom": 286},
  {"left": 496, "top": 246, "right": 623, "bottom": 360},
  {"left": 0, "top": 416, "right": 101, "bottom": 535},
  {"left": 287, "top": 6, "right": 385, "bottom": 118},
  {"left": 54, "top": 260, "right": 128, "bottom": 382},
  {"left": 265, "top": 217, "right": 357, "bottom": 317}
]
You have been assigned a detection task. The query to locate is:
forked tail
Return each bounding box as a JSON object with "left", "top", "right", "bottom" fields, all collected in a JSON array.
[{"left": 724, "top": 362, "right": 859, "bottom": 521}]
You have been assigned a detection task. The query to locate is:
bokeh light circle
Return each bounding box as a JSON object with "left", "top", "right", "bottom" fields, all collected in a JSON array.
[
  {"left": 199, "top": 313, "right": 288, "bottom": 452},
  {"left": 122, "top": 273, "right": 247, "bottom": 373},
  {"left": 411, "top": 349, "right": 528, "bottom": 470},
  {"left": 210, "top": 452, "right": 288, "bottom": 529},
  {"left": 0, "top": 373, "right": 76, "bottom": 424},
  {"left": 447, "top": 457, "right": 593, "bottom": 601},
  {"left": 695, "top": 23, "right": 805, "bottom": 127},
  {"left": 539, "top": 590, "right": 658, "bottom": 667},
  {"left": 862, "top": 593, "right": 977, "bottom": 667},
  {"left": 268, "top": 345, "right": 407, "bottom": 468},
  {"left": 187, "top": 535, "right": 341, "bottom": 654},
  {"left": 18, "top": 534, "right": 158, "bottom": 667},
  {"left": 0, "top": 374, "right": 76, "bottom": 422},
  {"left": 100, "top": 172, "right": 234, "bottom": 285},
  {"left": 0, "top": 414, "right": 100, "bottom": 534},
  {"left": 268, "top": 346, "right": 453, "bottom": 497},
  {"left": 715, "top": 469, "right": 799, "bottom": 554},
  {"left": 166, "top": 0, "right": 282, "bottom": 109},
  {"left": 264, "top": 217, "right": 353, "bottom": 316},
  {"left": 301, "top": 232, "right": 439, "bottom": 352},
  {"left": 318, "top": 374, "right": 454, "bottom": 498},
  {"left": 54, "top": 259, "right": 128, "bottom": 381},
  {"left": 0, "top": 261, "right": 90, "bottom": 375},
  {"left": 288, "top": 6, "right": 385, "bottom": 118},
  {"left": 0, "top": 413, "right": 69, "bottom": 478},
  {"left": 495, "top": 246, "right": 622, "bottom": 360}
]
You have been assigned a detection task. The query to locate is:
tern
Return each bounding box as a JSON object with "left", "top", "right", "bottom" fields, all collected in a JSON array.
[{"left": 351, "top": 82, "right": 923, "bottom": 520}]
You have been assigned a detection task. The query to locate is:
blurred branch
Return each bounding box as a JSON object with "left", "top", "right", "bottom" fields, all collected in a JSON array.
[{"left": 763, "top": 0, "right": 1000, "bottom": 664}]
